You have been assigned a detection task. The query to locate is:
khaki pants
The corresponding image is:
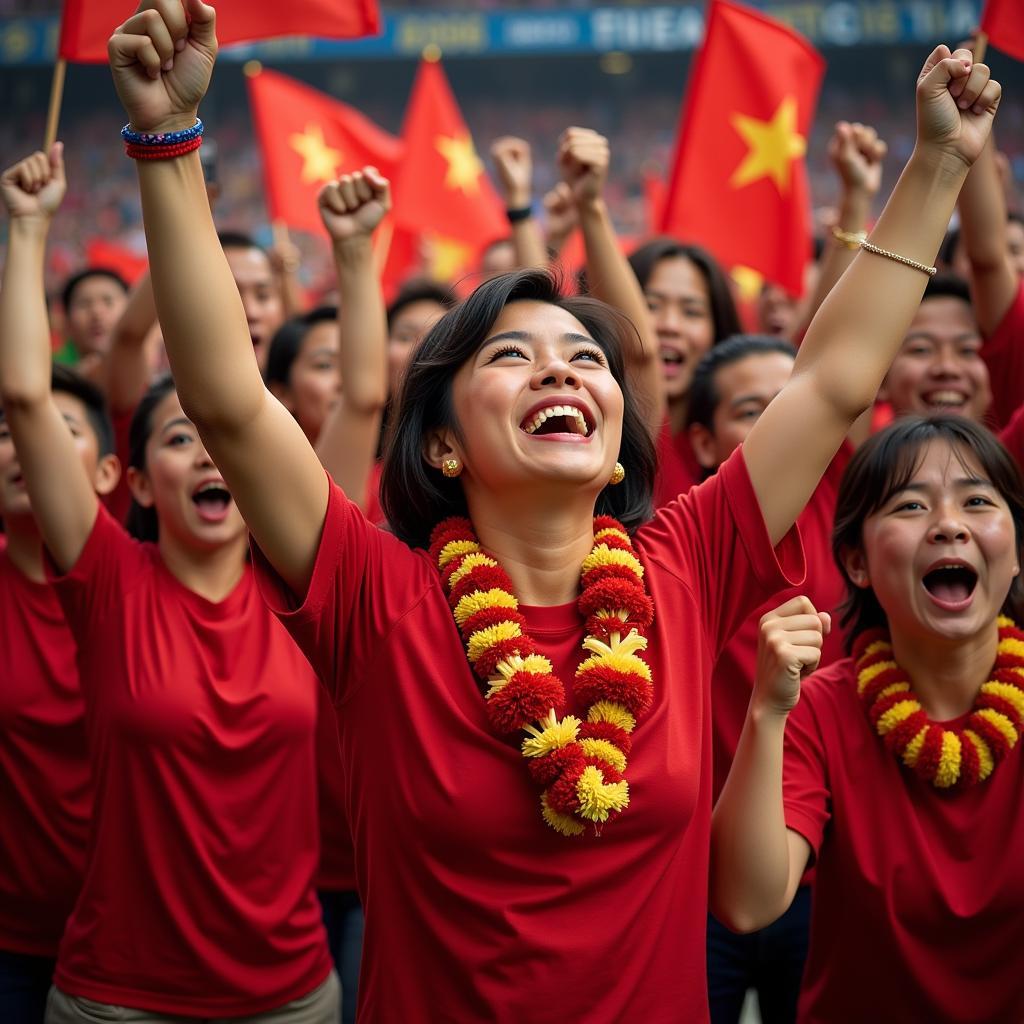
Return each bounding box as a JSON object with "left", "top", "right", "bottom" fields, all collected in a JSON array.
[{"left": 45, "top": 970, "right": 340, "bottom": 1024}]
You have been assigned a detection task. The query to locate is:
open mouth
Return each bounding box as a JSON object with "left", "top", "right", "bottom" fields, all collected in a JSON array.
[
  {"left": 191, "top": 481, "right": 233, "bottom": 523},
  {"left": 922, "top": 563, "right": 978, "bottom": 608},
  {"left": 521, "top": 404, "right": 593, "bottom": 438},
  {"left": 921, "top": 390, "right": 968, "bottom": 411}
]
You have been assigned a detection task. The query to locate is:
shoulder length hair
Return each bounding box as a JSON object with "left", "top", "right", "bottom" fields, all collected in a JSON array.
[
  {"left": 379, "top": 269, "right": 657, "bottom": 550},
  {"left": 833, "top": 414, "right": 1024, "bottom": 649}
]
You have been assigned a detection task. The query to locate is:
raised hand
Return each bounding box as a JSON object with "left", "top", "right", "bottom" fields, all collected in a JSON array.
[
  {"left": 0, "top": 144, "right": 66, "bottom": 221},
  {"left": 557, "top": 127, "right": 609, "bottom": 207},
  {"left": 108, "top": 0, "right": 217, "bottom": 134},
  {"left": 490, "top": 137, "right": 533, "bottom": 209},
  {"left": 318, "top": 167, "right": 391, "bottom": 244},
  {"left": 828, "top": 121, "right": 887, "bottom": 198},
  {"left": 543, "top": 182, "right": 578, "bottom": 248},
  {"left": 754, "top": 597, "right": 830, "bottom": 716},
  {"left": 915, "top": 44, "right": 1000, "bottom": 168}
]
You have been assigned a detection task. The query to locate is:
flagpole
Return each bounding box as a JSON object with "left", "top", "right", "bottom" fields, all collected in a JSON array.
[
  {"left": 44, "top": 58, "right": 67, "bottom": 151},
  {"left": 974, "top": 31, "right": 988, "bottom": 63}
]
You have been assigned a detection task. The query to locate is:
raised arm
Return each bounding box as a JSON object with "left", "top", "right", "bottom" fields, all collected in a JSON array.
[
  {"left": 558, "top": 127, "right": 665, "bottom": 435},
  {"left": 314, "top": 167, "right": 390, "bottom": 506},
  {"left": 109, "top": 0, "right": 328, "bottom": 595},
  {"left": 710, "top": 598, "right": 820, "bottom": 931},
  {"left": 490, "top": 137, "right": 547, "bottom": 271},
  {"left": 744, "top": 46, "right": 1000, "bottom": 545},
  {"left": 542, "top": 182, "right": 577, "bottom": 261},
  {"left": 0, "top": 147, "right": 103, "bottom": 571},
  {"left": 101, "top": 268, "right": 158, "bottom": 414}
]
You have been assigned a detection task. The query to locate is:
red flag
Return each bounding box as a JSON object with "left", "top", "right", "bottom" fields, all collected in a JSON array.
[
  {"left": 85, "top": 238, "right": 148, "bottom": 285},
  {"left": 393, "top": 59, "right": 506, "bottom": 255},
  {"left": 247, "top": 68, "right": 403, "bottom": 236},
  {"left": 660, "top": 0, "right": 824, "bottom": 295},
  {"left": 59, "top": 0, "right": 380, "bottom": 63},
  {"left": 981, "top": 0, "right": 1024, "bottom": 61}
]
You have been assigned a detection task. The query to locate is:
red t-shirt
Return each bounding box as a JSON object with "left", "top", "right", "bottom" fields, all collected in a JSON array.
[
  {"left": 981, "top": 277, "right": 1024, "bottom": 431},
  {"left": 48, "top": 508, "right": 332, "bottom": 1015},
  {"left": 253, "top": 448, "right": 804, "bottom": 1022},
  {"left": 653, "top": 417, "right": 703, "bottom": 508},
  {"left": 998, "top": 402, "right": 1024, "bottom": 472},
  {"left": 711, "top": 445, "right": 851, "bottom": 802},
  {"left": 315, "top": 685, "right": 356, "bottom": 891},
  {"left": 0, "top": 550, "right": 89, "bottom": 956},
  {"left": 783, "top": 658, "right": 1024, "bottom": 1023},
  {"left": 102, "top": 408, "right": 134, "bottom": 525},
  {"left": 363, "top": 459, "right": 385, "bottom": 526}
]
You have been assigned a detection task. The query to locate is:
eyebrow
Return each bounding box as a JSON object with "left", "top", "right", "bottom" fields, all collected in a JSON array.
[
  {"left": 903, "top": 331, "right": 980, "bottom": 343},
  {"left": 645, "top": 289, "right": 706, "bottom": 304},
  {"left": 479, "top": 330, "right": 595, "bottom": 348},
  {"left": 897, "top": 477, "right": 994, "bottom": 493},
  {"left": 159, "top": 416, "right": 193, "bottom": 437},
  {"left": 728, "top": 393, "right": 771, "bottom": 410}
]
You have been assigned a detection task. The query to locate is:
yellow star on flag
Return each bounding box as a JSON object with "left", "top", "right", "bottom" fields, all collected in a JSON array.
[
  {"left": 729, "top": 96, "right": 806, "bottom": 194},
  {"left": 428, "top": 234, "right": 474, "bottom": 281},
  {"left": 435, "top": 133, "right": 484, "bottom": 195},
  {"left": 290, "top": 124, "right": 343, "bottom": 186}
]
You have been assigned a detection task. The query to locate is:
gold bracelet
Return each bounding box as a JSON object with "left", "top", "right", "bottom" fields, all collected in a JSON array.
[
  {"left": 859, "top": 239, "right": 937, "bottom": 278},
  {"left": 831, "top": 226, "right": 866, "bottom": 250}
]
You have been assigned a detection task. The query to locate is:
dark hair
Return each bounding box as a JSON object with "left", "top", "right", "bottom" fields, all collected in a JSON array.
[
  {"left": 60, "top": 268, "right": 128, "bottom": 312},
  {"left": 833, "top": 415, "right": 1024, "bottom": 648},
  {"left": 264, "top": 306, "right": 338, "bottom": 388},
  {"left": 125, "top": 373, "right": 177, "bottom": 542},
  {"left": 379, "top": 269, "right": 657, "bottom": 549},
  {"left": 387, "top": 279, "right": 456, "bottom": 331},
  {"left": 217, "top": 230, "right": 265, "bottom": 254},
  {"left": 938, "top": 226, "right": 961, "bottom": 269},
  {"left": 49, "top": 364, "right": 115, "bottom": 456},
  {"left": 686, "top": 334, "right": 797, "bottom": 431},
  {"left": 921, "top": 271, "right": 971, "bottom": 306},
  {"left": 627, "top": 238, "right": 742, "bottom": 344}
]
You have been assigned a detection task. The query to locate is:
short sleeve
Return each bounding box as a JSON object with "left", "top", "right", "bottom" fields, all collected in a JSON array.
[
  {"left": 250, "top": 475, "right": 436, "bottom": 705},
  {"left": 638, "top": 446, "right": 806, "bottom": 655},
  {"left": 982, "top": 278, "right": 1024, "bottom": 431},
  {"left": 45, "top": 503, "right": 139, "bottom": 631},
  {"left": 782, "top": 684, "right": 831, "bottom": 856}
]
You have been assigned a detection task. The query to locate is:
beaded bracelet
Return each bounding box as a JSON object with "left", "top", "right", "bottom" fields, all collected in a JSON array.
[
  {"left": 125, "top": 137, "right": 203, "bottom": 160},
  {"left": 121, "top": 118, "right": 204, "bottom": 146},
  {"left": 859, "top": 239, "right": 937, "bottom": 278}
]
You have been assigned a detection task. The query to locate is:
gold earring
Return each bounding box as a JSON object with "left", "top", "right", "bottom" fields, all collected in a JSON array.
[
  {"left": 609, "top": 462, "right": 625, "bottom": 486},
  {"left": 442, "top": 458, "right": 461, "bottom": 478}
]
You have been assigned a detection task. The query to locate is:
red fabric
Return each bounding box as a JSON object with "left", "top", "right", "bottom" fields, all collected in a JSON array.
[
  {"left": 653, "top": 417, "right": 703, "bottom": 508},
  {"left": 660, "top": 0, "right": 824, "bottom": 296},
  {"left": 783, "top": 658, "right": 1024, "bottom": 1022},
  {"left": 252, "top": 450, "right": 805, "bottom": 1022},
  {"left": 711, "top": 444, "right": 851, "bottom": 802},
  {"left": 362, "top": 460, "right": 385, "bottom": 525},
  {"left": 102, "top": 408, "right": 134, "bottom": 525},
  {"left": 315, "top": 686, "right": 356, "bottom": 891},
  {"left": 393, "top": 60, "right": 506, "bottom": 252},
  {"left": 59, "top": 0, "right": 380, "bottom": 63},
  {"left": 981, "top": 277, "right": 1024, "bottom": 431},
  {"left": 84, "top": 239, "right": 148, "bottom": 286},
  {"left": 247, "top": 68, "right": 403, "bottom": 237},
  {"left": 47, "top": 508, "right": 331, "bottom": 1015},
  {"left": 982, "top": 0, "right": 1024, "bottom": 61},
  {"left": 0, "top": 551, "right": 89, "bottom": 956},
  {"left": 998, "top": 402, "right": 1024, "bottom": 471}
]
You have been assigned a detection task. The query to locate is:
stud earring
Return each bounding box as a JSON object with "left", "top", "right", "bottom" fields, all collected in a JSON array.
[
  {"left": 442, "top": 458, "right": 461, "bottom": 478},
  {"left": 609, "top": 462, "right": 625, "bottom": 486}
]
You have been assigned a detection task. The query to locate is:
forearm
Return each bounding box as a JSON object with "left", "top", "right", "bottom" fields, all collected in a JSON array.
[
  {"left": 102, "top": 269, "right": 157, "bottom": 412},
  {"left": 0, "top": 219, "right": 53, "bottom": 406},
  {"left": 510, "top": 215, "right": 548, "bottom": 270},
  {"left": 710, "top": 705, "right": 796, "bottom": 931},
  {"left": 578, "top": 197, "right": 664, "bottom": 430},
  {"left": 136, "top": 152, "right": 265, "bottom": 429},
  {"left": 275, "top": 263, "right": 304, "bottom": 318}
]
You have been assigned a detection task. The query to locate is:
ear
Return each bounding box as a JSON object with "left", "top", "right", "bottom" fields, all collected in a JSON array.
[
  {"left": 92, "top": 453, "right": 122, "bottom": 498},
  {"left": 688, "top": 422, "right": 718, "bottom": 471},
  {"left": 268, "top": 379, "right": 294, "bottom": 413},
  {"left": 126, "top": 465, "right": 155, "bottom": 509},
  {"left": 423, "top": 428, "right": 462, "bottom": 473},
  {"left": 841, "top": 545, "right": 871, "bottom": 588}
]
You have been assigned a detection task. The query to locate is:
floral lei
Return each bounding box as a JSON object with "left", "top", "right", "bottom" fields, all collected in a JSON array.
[
  {"left": 854, "top": 616, "right": 1024, "bottom": 789},
  {"left": 430, "top": 515, "right": 654, "bottom": 836}
]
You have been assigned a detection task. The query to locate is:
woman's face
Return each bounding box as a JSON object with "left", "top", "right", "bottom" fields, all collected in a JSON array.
[
  {"left": 443, "top": 300, "right": 623, "bottom": 496},
  {"left": 642, "top": 257, "right": 715, "bottom": 402},
  {"left": 847, "top": 440, "right": 1020, "bottom": 646},
  {"left": 278, "top": 320, "right": 341, "bottom": 442},
  {"left": 388, "top": 299, "right": 447, "bottom": 398},
  {"left": 129, "top": 391, "right": 246, "bottom": 551}
]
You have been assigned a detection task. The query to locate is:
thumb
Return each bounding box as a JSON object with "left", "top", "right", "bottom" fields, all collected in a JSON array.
[
  {"left": 185, "top": 0, "right": 217, "bottom": 47},
  {"left": 819, "top": 612, "right": 832, "bottom": 637},
  {"left": 49, "top": 140, "right": 65, "bottom": 183}
]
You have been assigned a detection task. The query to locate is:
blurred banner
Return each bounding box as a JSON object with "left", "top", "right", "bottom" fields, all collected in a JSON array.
[{"left": 0, "top": 2, "right": 986, "bottom": 65}]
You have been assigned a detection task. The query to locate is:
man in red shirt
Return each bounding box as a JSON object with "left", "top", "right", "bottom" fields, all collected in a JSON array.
[{"left": 0, "top": 365, "right": 119, "bottom": 1021}]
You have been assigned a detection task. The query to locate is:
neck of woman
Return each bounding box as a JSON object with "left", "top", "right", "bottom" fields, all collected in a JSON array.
[
  {"left": 889, "top": 619, "right": 1001, "bottom": 721},
  {"left": 3, "top": 519, "right": 45, "bottom": 583},
  {"left": 668, "top": 395, "right": 689, "bottom": 436},
  {"left": 158, "top": 530, "right": 249, "bottom": 604},
  {"left": 466, "top": 489, "right": 601, "bottom": 607}
]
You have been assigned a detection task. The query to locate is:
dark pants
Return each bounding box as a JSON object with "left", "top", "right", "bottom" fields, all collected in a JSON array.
[
  {"left": 0, "top": 948, "right": 56, "bottom": 1024},
  {"left": 707, "top": 884, "right": 812, "bottom": 1024},
  {"left": 318, "top": 890, "right": 363, "bottom": 1024}
]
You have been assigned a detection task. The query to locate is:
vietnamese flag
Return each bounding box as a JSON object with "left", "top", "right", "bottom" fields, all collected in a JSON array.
[
  {"left": 981, "top": 0, "right": 1024, "bottom": 61},
  {"left": 660, "top": 0, "right": 824, "bottom": 296},
  {"left": 392, "top": 58, "right": 506, "bottom": 256},
  {"left": 247, "top": 68, "right": 403, "bottom": 236},
  {"left": 58, "top": 0, "right": 380, "bottom": 63}
]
